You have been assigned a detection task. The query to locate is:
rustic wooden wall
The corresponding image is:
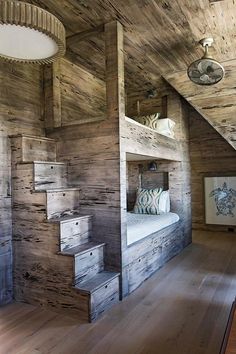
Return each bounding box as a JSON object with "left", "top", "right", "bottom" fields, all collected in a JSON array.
[
  {"left": 44, "top": 58, "right": 106, "bottom": 128},
  {"left": 0, "top": 61, "right": 44, "bottom": 305},
  {"left": 165, "top": 61, "right": 236, "bottom": 151},
  {"left": 127, "top": 162, "right": 169, "bottom": 211},
  {"left": 60, "top": 59, "right": 106, "bottom": 126},
  {"left": 189, "top": 108, "right": 236, "bottom": 233},
  {"left": 126, "top": 79, "right": 171, "bottom": 118}
]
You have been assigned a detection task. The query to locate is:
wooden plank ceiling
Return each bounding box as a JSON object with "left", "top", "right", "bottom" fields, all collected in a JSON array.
[{"left": 29, "top": 0, "right": 236, "bottom": 149}]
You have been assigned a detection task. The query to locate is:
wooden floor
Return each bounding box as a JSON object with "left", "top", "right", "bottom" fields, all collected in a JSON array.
[
  {"left": 225, "top": 308, "right": 236, "bottom": 354},
  {"left": 1, "top": 230, "right": 236, "bottom": 354}
]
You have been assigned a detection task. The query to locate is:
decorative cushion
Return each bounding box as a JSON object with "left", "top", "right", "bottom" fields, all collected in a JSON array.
[
  {"left": 158, "top": 190, "right": 170, "bottom": 213},
  {"left": 133, "top": 187, "right": 163, "bottom": 215},
  {"left": 133, "top": 113, "right": 160, "bottom": 130},
  {"left": 155, "top": 118, "right": 175, "bottom": 138}
]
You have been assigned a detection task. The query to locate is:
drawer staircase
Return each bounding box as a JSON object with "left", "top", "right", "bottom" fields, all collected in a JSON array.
[{"left": 10, "top": 134, "right": 120, "bottom": 322}]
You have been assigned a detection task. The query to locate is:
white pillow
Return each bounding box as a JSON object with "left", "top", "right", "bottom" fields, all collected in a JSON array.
[
  {"left": 155, "top": 118, "right": 175, "bottom": 138},
  {"left": 158, "top": 190, "right": 170, "bottom": 213}
]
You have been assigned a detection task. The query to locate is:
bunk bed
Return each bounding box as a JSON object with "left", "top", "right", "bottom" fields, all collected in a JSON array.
[
  {"left": 127, "top": 212, "right": 180, "bottom": 246},
  {"left": 122, "top": 113, "right": 189, "bottom": 295}
]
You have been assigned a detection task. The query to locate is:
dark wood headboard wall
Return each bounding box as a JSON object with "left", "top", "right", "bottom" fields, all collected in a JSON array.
[{"left": 126, "top": 161, "right": 169, "bottom": 211}]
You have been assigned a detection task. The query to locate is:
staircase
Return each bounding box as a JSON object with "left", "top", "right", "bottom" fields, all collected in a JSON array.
[{"left": 11, "top": 134, "right": 120, "bottom": 322}]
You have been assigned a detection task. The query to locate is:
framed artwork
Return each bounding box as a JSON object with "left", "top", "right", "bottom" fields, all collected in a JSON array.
[{"left": 204, "top": 176, "right": 236, "bottom": 226}]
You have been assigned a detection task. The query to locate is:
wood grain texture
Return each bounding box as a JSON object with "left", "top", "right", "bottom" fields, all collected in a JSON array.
[
  {"left": 44, "top": 58, "right": 106, "bottom": 128},
  {"left": 0, "top": 231, "right": 236, "bottom": 354},
  {"left": 165, "top": 61, "right": 236, "bottom": 150},
  {"left": 189, "top": 108, "right": 236, "bottom": 233},
  {"left": 10, "top": 136, "right": 91, "bottom": 321},
  {"left": 48, "top": 21, "right": 126, "bottom": 284},
  {"left": 29, "top": 0, "right": 236, "bottom": 148},
  {"left": 0, "top": 62, "right": 44, "bottom": 306},
  {"left": 121, "top": 90, "right": 191, "bottom": 294},
  {"left": 224, "top": 302, "right": 236, "bottom": 354}
]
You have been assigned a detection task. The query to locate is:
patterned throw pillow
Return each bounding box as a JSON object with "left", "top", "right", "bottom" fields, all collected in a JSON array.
[
  {"left": 133, "top": 187, "right": 163, "bottom": 215},
  {"left": 133, "top": 113, "right": 160, "bottom": 130}
]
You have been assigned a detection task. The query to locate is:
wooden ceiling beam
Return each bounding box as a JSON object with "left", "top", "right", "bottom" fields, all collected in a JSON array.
[{"left": 66, "top": 24, "right": 104, "bottom": 47}]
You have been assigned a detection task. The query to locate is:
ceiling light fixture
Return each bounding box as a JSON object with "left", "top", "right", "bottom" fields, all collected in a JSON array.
[
  {"left": 187, "top": 38, "right": 224, "bottom": 85},
  {"left": 0, "top": 0, "right": 66, "bottom": 64}
]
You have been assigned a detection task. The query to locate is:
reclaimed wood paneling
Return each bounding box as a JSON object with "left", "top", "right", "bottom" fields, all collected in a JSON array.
[
  {"left": 189, "top": 108, "right": 236, "bottom": 232},
  {"left": 44, "top": 58, "right": 106, "bottom": 128},
  {"left": 165, "top": 61, "right": 236, "bottom": 150},
  {"left": 60, "top": 59, "right": 106, "bottom": 126},
  {"left": 0, "top": 61, "right": 44, "bottom": 306},
  {"left": 30, "top": 0, "right": 236, "bottom": 149},
  {"left": 127, "top": 162, "right": 169, "bottom": 211}
]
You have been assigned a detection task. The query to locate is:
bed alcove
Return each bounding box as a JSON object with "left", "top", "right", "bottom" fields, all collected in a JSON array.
[{"left": 121, "top": 148, "right": 190, "bottom": 294}]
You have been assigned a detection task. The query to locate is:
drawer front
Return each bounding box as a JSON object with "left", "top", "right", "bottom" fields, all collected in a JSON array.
[
  {"left": 74, "top": 247, "right": 104, "bottom": 284},
  {"left": 90, "top": 276, "right": 120, "bottom": 322},
  {"left": 60, "top": 217, "right": 92, "bottom": 251}
]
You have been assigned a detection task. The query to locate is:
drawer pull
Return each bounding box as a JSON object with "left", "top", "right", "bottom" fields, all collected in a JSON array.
[
  {"left": 63, "top": 193, "right": 66, "bottom": 196},
  {"left": 90, "top": 252, "right": 93, "bottom": 256},
  {"left": 105, "top": 285, "right": 108, "bottom": 289},
  {"left": 76, "top": 222, "right": 79, "bottom": 226},
  {"left": 51, "top": 166, "right": 54, "bottom": 169}
]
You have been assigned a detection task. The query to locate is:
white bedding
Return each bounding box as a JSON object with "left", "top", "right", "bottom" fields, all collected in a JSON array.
[
  {"left": 127, "top": 212, "right": 180, "bottom": 246},
  {"left": 155, "top": 118, "right": 175, "bottom": 138}
]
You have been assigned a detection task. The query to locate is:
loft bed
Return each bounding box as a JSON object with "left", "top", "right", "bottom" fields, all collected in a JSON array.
[{"left": 122, "top": 116, "right": 181, "bottom": 162}]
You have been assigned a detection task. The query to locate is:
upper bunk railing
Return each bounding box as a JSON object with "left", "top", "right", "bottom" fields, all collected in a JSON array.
[{"left": 122, "top": 117, "right": 181, "bottom": 162}]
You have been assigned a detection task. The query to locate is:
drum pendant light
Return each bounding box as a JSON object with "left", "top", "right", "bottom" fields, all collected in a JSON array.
[
  {"left": 0, "top": 0, "right": 66, "bottom": 64},
  {"left": 187, "top": 38, "right": 224, "bottom": 85}
]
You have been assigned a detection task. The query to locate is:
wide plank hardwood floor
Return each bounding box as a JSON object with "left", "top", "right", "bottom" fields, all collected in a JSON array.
[{"left": 1, "top": 230, "right": 236, "bottom": 354}]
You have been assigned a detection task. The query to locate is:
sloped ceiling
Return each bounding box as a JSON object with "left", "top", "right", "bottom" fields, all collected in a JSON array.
[{"left": 29, "top": 0, "right": 236, "bottom": 149}]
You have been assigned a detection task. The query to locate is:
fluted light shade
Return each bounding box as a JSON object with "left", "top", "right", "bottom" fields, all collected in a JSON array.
[{"left": 0, "top": 0, "right": 66, "bottom": 64}]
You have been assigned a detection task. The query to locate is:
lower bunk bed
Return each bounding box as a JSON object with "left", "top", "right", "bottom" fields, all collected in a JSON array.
[
  {"left": 127, "top": 212, "right": 180, "bottom": 246},
  {"left": 124, "top": 212, "right": 186, "bottom": 295}
]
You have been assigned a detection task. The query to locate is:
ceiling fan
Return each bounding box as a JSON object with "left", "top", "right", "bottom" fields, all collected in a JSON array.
[{"left": 187, "top": 38, "right": 225, "bottom": 86}]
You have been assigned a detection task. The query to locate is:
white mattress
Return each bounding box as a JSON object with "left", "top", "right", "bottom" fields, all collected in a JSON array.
[{"left": 127, "top": 212, "right": 180, "bottom": 246}]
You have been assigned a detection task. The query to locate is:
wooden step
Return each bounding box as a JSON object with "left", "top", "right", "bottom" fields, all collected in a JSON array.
[
  {"left": 33, "top": 161, "right": 67, "bottom": 191},
  {"left": 75, "top": 271, "right": 120, "bottom": 322},
  {"left": 60, "top": 242, "right": 105, "bottom": 285},
  {"left": 11, "top": 134, "right": 57, "bottom": 163},
  {"left": 46, "top": 187, "right": 80, "bottom": 220},
  {"left": 49, "top": 215, "right": 93, "bottom": 251}
]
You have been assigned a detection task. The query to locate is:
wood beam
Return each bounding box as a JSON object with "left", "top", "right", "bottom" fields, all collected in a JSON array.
[
  {"left": 105, "top": 21, "right": 125, "bottom": 120},
  {"left": 43, "top": 61, "right": 62, "bottom": 129},
  {"left": 66, "top": 25, "right": 104, "bottom": 47}
]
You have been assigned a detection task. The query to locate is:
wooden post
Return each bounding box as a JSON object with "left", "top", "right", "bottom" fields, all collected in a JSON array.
[
  {"left": 43, "top": 60, "right": 62, "bottom": 129},
  {"left": 105, "top": 21, "right": 126, "bottom": 297},
  {"left": 105, "top": 21, "right": 125, "bottom": 121}
]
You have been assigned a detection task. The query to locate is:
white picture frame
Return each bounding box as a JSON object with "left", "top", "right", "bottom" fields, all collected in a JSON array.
[{"left": 204, "top": 176, "right": 236, "bottom": 226}]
